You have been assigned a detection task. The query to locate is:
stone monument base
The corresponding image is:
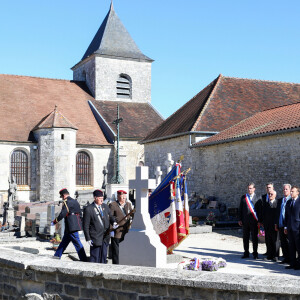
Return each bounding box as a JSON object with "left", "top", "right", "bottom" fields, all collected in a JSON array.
[
  {"left": 120, "top": 228, "right": 167, "bottom": 268},
  {"left": 7, "top": 209, "right": 14, "bottom": 226}
]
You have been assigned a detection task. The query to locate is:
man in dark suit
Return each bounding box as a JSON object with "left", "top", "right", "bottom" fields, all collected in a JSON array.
[
  {"left": 52, "top": 188, "right": 87, "bottom": 261},
  {"left": 261, "top": 182, "right": 275, "bottom": 256},
  {"left": 238, "top": 183, "right": 261, "bottom": 259},
  {"left": 275, "top": 184, "right": 291, "bottom": 264},
  {"left": 262, "top": 190, "right": 279, "bottom": 261},
  {"left": 109, "top": 190, "right": 134, "bottom": 264},
  {"left": 83, "top": 189, "right": 115, "bottom": 263},
  {"left": 284, "top": 186, "right": 300, "bottom": 270}
]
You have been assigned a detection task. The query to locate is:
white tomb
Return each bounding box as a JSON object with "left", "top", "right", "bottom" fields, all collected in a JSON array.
[{"left": 119, "top": 166, "right": 167, "bottom": 267}]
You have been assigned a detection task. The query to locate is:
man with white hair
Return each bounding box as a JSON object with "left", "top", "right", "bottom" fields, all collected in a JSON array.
[{"left": 275, "top": 184, "right": 291, "bottom": 264}]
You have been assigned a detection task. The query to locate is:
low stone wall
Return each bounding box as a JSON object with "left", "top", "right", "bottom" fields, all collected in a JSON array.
[{"left": 0, "top": 247, "right": 300, "bottom": 300}]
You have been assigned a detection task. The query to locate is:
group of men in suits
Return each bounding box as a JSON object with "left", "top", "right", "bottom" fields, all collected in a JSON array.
[
  {"left": 52, "top": 188, "right": 134, "bottom": 264},
  {"left": 239, "top": 182, "right": 300, "bottom": 270}
]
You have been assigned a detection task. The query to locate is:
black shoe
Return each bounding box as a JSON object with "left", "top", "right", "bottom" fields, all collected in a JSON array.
[
  {"left": 285, "top": 265, "right": 295, "bottom": 269},
  {"left": 253, "top": 253, "right": 258, "bottom": 260},
  {"left": 272, "top": 257, "right": 279, "bottom": 262},
  {"left": 279, "top": 259, "right": 290, "bottom": 264},
  {"left": 264, "top": 257, "right": 272, "bottom": 261},
  {"left": 241, "top": 253, "right": 249, "bottom": 259}
]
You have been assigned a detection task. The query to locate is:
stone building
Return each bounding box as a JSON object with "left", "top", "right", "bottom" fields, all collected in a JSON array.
[
  {"left": 0, "top": 3, "right": 162, "bottom": 203},
  {"left": 143, "top": 75, "right": 300, "bottom": 206},
  {"left": 192, "top": 102, "right": 300, "bottom": 208}
]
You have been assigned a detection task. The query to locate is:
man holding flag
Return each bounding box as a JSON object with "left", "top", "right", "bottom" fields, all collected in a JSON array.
[{"left": 238, "top": 183, "right": 261, "bottom": 259}]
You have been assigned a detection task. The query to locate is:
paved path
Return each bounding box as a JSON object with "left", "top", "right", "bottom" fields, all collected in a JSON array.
[
  {"left": 1, "top": 229, "right": 299, "bottom": 278},
  {"left": 172, "top": 229, "right": 299, "bottom": 278}
]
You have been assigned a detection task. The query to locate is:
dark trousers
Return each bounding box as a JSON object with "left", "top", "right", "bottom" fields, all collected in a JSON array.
[
  {"left": 90, "top": 241, "right": 108, "bottom": 263},
  {"left": 279, "top": 227, "right": 289, "bottom": 261},
  {"left": 243, "top": 221, "right": 258, "bottom": 254},
  {"left": 54, "top": 231, "right": 87, "bottom": 262},
  {"left": 111, "top": 237, "right": 121, "bottom": 264},
  {"left": 287, "top": 230, "right": 300, "bottom": 267},
  {"left": 264, "top": 226, "right": 278, "bottom": 259}
]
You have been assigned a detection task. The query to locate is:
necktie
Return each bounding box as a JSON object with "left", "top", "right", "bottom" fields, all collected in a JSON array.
[{"left": 99, "top": 206, "right": 103, "bottom": 217}]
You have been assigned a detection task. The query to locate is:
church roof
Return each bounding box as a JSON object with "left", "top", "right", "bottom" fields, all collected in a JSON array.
[
  {"left": 0, "top": 74, "right": 110, "bottom": 145},
  {"left": 91, "top": 100, "right": 163, "bottom": 139},
  {"left": 79, "top": 3, "right": 153, "bottom": 63},
  {"left": 143, "top": 75, "right": 300, "bottom": 143},
  {"left": 193, "top": 102, "right": 300, "bottom": 147},
  {"left": 34, "top": 106, "right": 78, "bottom": 130}
]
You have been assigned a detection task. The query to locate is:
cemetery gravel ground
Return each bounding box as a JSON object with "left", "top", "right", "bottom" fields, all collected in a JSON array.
[{"left": 1, "top": 229, "right": 299, "bottom": 278}]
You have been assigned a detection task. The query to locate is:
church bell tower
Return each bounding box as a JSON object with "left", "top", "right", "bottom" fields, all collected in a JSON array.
[{"left": 71, "top": 2, "right": 153, "bottom": 103}]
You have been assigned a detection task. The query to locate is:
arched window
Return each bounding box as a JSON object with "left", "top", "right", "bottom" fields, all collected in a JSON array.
[
  {"left": 11, "top": 150, "right": 29, "bottom": 185},
  {"left": 116, "top": 74, "right": 131, "bottom": 99},
  {"left": 76, "top": 151, "right": 91, "bottom": 186}
]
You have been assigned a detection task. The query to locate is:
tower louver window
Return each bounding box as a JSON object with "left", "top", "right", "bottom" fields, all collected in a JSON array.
[{"left": 117, "top": 75, "right": 131, "bottom": 99}]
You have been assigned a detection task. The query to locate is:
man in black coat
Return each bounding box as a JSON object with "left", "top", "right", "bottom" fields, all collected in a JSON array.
[
  {"left": 238, "top": 183, "right": 261, "bottom": 259},
  {"left": 262, "top": 190, "right": 279, "bottom": 261},
  {"left": 83, "top": 190, "right": 115, "bottom": 263},
  {"left": 261, "top": 182, "right": 275, "bottom": 256},
  {"left": 52, "top": 188, "right": 87, "bottom": 261},
  {"left": 284, "top": 186, "right": 300, "bottom": 270}
]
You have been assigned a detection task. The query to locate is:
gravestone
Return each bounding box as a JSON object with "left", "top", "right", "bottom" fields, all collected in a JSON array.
[
  {"left": 155, "top": 166, "right": 163, "bottom": 186},
  {"left": 164, "top": 153, "right": 174, "bottom": 173},
  {"left": 119, "top": 166, "right": 167, "bottom": 267}
]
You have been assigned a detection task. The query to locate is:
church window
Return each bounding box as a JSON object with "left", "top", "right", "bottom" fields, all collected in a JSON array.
[
  {"left": 76, "top": 151, "right": 91, "bottom": 186},
  {"left": 11, "top": 150, "right": 29, "bottom": 185},
  {"left": 117, "top": 74, "right": 131, "bottom": 99}
]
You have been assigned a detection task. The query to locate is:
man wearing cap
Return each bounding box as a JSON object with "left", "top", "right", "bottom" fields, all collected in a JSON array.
[
  {"left": 109, "top": 190, "right": 134, "bottom": 264},
  {"left": 52, "top": 188, "right": 87, "bottom": 261},
  {"left": 83, "top": 190, "right": 115, "bottom": 263}
]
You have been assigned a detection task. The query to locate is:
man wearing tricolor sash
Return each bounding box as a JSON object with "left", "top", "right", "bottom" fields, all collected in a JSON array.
[{"left": 238, "top": 183, "right": 261, "bottom": 259}]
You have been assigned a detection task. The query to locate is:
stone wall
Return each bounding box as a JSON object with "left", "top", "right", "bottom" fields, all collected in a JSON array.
[
  {"left": 76, "top": 145, "right": 114, "bottom": 190},
  {"left": 144, "top": 135, "right": 196, "bottom": 190},
  {"left": 119, "top": 140, "right": 144, "bottom": 184},
  {"left": 34, "top": 128, "right": 77, "bottom": 202},
  {"left": 192, "top": 131, "right": 300, "bottom": 208},
  {"left": 0, "top": 142, "right": 37, "bottom": 202},
  {"left": 73, "top": 57, "right": 96, "bottom": 99},
  {"left": 94, "top": 56, "right": 151, "bottom": 103},
  {"left": 144, "top": 131, "right": 300, "bottom": 209},
  {"left": 0, "top": 247, "right": 300, "bottom": 299}
]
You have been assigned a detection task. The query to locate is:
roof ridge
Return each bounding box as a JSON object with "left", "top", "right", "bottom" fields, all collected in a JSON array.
[
  {"left": 222, "top": 75, "right": 300, "bottom": 85},
  {"left": 191, "top": 74, "right": 223, "bottom": 131},
  {"left": 0, "top": 73, "right": 70, "bottom": 82},
  {"left": 255, "top": 100, "right": 300, "bottom": 114}
]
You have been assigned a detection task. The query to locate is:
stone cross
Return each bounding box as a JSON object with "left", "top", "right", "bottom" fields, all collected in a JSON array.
[
  {"left": 120, "top": 166, "right": 167, "bottom": 267},
  {"left": 155, "top": 166, "right": 163, "bottom": 186},
  {"left": 164, "top": 153, "right": 174, "bottom": 173},
  {"left": 128, "top": 167, "right": 156, "bottom": 230}
]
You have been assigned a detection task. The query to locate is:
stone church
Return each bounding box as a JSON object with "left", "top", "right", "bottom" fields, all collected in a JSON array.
[{"left": 0, "top": 3, "right": 163, "bottom": 203}]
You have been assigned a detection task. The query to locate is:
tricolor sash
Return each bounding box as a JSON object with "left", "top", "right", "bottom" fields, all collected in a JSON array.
[{"left": 245, "top": 194, "right": 258, "bottom": 221}]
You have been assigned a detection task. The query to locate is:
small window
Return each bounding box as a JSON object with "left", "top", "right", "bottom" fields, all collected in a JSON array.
[
  {"left": 11, "top": 150, "right": 29, "bottom": 185},
  {"left": 117, "top": 74, "right": 131, "bottom": 99},
  {"left": 76, "top": 151, "right": 91, "bottom": 185},
  {"left": 61, "top": 134, "right": 64, "bottom": 140}
]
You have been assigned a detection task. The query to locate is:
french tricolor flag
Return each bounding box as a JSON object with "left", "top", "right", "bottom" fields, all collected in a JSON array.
[{"left": 149, "top": 164, "right": 190, "bottom": 253}]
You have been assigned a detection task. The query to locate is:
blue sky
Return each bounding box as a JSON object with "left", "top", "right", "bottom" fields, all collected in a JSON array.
[{"left": 0, "top": 0, "right": 299, "bottom": 118}]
